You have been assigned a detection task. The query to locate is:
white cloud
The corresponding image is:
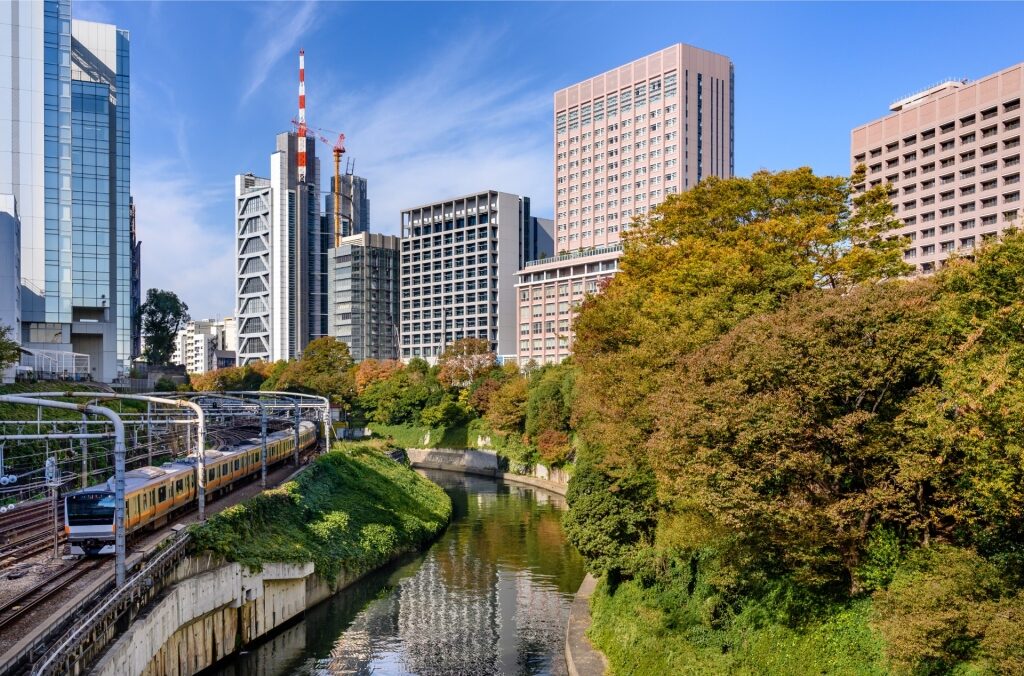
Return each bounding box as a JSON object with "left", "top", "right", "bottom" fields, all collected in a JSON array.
[
  {"left": 71, "top": 0, "right": 115, "bottom": 24},
  {"left": 240, "top": 1, "right": 318, "bottom": 104},
  {"left": 315, "top": 30, "right": 555, "bottom": 232},
  {"left": 133, "top": 162, "right": 236, "bottom": 321}
]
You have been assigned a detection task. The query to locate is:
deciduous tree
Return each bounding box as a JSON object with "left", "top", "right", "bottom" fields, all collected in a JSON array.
[{"left": 139, "top": 289, "right": 190, "bottom": 366}]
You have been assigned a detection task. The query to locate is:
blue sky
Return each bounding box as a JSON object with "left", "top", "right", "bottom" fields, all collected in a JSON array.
[{"left": 75, "top": 1, "right": 1024, "bottom": 320}]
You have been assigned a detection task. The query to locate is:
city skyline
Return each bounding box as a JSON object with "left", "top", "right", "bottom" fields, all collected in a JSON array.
[{"left": 70, "top": 1, "right": 1024, "bottom": 320}]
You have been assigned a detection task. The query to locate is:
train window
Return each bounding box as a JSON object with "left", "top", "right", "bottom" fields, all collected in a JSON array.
[
  {"left": 234, "top": 460, "right": 240, "bottom": 471},
  {"left": 142, "top": 493, "right": 147, "bottom": 507},
  {"left": 176, "top": 479, "right": 183, "bottom": 492},
  {"left": 207, "top": 469, "right": 215, "bottom": 482},
  {"left": 158, "top": 486, "right": 166, "bottom": 502}
]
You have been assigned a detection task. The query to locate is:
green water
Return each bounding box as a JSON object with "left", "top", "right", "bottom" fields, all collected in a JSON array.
[{"left": 212, "top": 470, "right": 587, "bottom": 676}]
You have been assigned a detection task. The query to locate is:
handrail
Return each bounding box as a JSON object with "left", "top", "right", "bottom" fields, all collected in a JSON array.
[{"left": 31, "top": 531, "right": 193, "bottom": 676}]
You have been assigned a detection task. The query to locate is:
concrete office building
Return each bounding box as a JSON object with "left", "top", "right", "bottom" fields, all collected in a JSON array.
[
  {"left": 2, "top": 2, "right": 135, "bottom": 382},
  {"left": 234, "top": 133, "right": 325, "bottom": 365},
  {"left": 172, "top": 318, "right": 236, "bottom": 375},
  {"left": 328, "top": 232, "right": 400, "bottom": 362},
  {"left": 852, "top": 64, "right": 1024, "bottom": 273},
  {"left": 516, "top": 43, "right": 734, "bottom": 365},
  {"left": 324, "top": 173, "right": 370, "bottom": 239},
  {"left": 400, "top": 191, "right": 552, "bottom": 363}
]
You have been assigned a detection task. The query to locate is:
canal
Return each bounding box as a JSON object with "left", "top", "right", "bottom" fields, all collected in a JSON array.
[{"left": 211, "top": 470, "right": 587, "bottom": 676}]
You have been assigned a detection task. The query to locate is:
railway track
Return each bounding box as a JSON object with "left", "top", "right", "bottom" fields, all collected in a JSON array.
[{"left": 0, "top": 559, "right": 104, "bottom": 633}]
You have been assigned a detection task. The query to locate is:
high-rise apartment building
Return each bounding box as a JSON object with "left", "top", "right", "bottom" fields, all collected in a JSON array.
[
  {"left": 324, "top": 173, "right": 370, "bottom": 239},
  {"left": 2, "top": 2, "right": 135, "bottom": 382},
  {"left": 399, "top": 191, "right": 552, "bottom": 363},
  {"left": 234, "top": 133, "right": 324, "bottom": 365},
  {"left": 851, "top": 64, "right": 1024, "bottom": 273},
  {"left": 328, "top": 232, "right": 401, "bottom": 362},
  {"left": 515, "top": 43, "right": 734, "bottom": 365}
]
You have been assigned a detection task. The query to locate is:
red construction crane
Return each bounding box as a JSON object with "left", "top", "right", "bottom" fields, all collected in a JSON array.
[{"left": 291, "top": 49, "right": 348, "bottom": 247}]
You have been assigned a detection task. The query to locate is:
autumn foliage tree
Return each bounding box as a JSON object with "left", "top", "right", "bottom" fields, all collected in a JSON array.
[{"left": 436, "top": 338, "right": 497, "bottom": 388}]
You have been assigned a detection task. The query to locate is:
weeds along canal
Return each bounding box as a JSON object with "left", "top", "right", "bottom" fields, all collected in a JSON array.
[{"left": 210, "top": 469, "right": 586, "bottom": 676}]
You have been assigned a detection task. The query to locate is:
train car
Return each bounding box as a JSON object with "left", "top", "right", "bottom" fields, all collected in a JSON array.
[{"left": 65, "top": 421, "right": 317, "bottom": 555}]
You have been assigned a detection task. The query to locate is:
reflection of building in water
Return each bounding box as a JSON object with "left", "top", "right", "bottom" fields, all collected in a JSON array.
[
  {"left": 313, "top": 490, "right": 575, "bottom": 675},
  {"left": 396, "top": 550, "right": 501, "bottom": 674},
  {"left": 512, "top": 570, "right": 572, "bottom": 673}
]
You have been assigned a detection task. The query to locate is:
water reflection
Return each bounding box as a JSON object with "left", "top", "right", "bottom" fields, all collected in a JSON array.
[{"left": 212, "top": 470, "right": 586, "bottom": 676}]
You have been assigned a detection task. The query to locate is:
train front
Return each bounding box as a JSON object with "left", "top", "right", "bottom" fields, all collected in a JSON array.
[{"left": 65, "top": 488, "right": 116, "bottom": 555}]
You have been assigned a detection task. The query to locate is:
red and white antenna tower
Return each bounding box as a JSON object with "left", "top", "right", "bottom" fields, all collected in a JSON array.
[{"left": 297, "top": 49, "right": 307, "bottom": 183}]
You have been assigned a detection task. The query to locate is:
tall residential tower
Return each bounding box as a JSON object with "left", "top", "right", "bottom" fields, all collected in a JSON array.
[{"left": 515, "top": 43, "right": 734, "bottom": 365}]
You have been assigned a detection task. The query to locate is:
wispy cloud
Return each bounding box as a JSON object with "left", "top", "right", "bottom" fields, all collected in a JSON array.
[
  {"left": 316, "top": 29, "right": 555, "bottom": 233},
  {"left": 134, "top": 161, "right": 236, "bottom": 320},
  {"left": 240, "top": 1, "right": 318, "bottom": 104},
  {"left": 72, "top": 0, "right": 114, "bottom": 24}
]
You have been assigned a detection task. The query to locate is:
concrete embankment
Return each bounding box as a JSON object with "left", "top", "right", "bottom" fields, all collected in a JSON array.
[
  {"left": 91, "top": 550, "right": 414, "bottom": 676},
  {"left": 405, "top": 447, "right": 607, "bottom": 675}
]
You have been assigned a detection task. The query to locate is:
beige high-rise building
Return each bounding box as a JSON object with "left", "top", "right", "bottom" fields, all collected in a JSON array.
[
  {"left": 515, "top": 43, "right": 734, "bottom": 366},
  {"left": 851, "top": 64, "right": 1024, "bottom": 273}
]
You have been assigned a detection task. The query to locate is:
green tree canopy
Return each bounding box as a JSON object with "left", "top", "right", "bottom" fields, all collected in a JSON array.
[
  {"left": 139, "top": 289, "right": 190, "bottom": 366},
  {"left": 273, "top": 337, "right": 356, "bottom": 409},
  {"left": 0, "top": 325, "right": 20, "bottom": 371}
]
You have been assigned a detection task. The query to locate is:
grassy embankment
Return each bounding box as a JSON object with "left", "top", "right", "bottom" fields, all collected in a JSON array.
[
  {"left": 190, "top": 443, "right": 451, "bottom": 582},
  {"left": 588, "top": 579, "right": 889, "bottom": 676}
]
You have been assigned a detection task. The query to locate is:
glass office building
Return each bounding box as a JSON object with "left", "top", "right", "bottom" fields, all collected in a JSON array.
[{"left": 2, "top": 2, "right": 134, "bottom": 382}]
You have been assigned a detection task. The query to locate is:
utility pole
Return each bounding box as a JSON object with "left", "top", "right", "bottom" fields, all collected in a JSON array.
[
  {"left": 80, "top": 413, "right": 88, "bottom": 488},
  {"left": 294, "top": 401, "right": 301, "bottom": 466},
  {"left": 45, "top": 457, "right": 59, "bottom": 558},
  {"left": 260, "top": 407, "right": 268, "bottom": 489}
]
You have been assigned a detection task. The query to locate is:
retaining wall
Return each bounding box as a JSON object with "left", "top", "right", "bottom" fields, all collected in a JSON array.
[
  {"left": 90, "top": 551, "right": 404, "bottom": 676},
  {"left": 405, "top": 447, "right": 570, "bottom": 496}
]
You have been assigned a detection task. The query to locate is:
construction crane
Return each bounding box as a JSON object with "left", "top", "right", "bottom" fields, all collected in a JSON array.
[{"left": 291, "top": 49, "right": 349, "bottom": 247}]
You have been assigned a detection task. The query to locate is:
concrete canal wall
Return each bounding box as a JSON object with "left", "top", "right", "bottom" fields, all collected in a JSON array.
[{"left": 91, "top": 551, "right": 409, "bottom": 676}]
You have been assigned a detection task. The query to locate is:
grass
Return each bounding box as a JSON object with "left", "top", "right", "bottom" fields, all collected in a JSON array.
[
  {"left": 368, "top": 422, "right": 478, "bottom": 449},
  {"left": 587, "top": 577, "right": 889, "bottom": 676},
  {"left": 189, "top": 443, "right": 452, "bottom": 583}
]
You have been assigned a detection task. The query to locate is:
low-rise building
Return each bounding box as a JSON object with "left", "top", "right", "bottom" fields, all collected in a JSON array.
[{"left": 173, "top": 319, "right": 236, "bottom": 375}]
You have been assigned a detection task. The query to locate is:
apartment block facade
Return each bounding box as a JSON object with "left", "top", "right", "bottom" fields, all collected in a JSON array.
[
  {"left": 328, "top": 232, "right": 400, "bottom": 362},
  {"left": 852, "top": 64, "right": 1024, "bottom": 273},
  {"left": 2, "top": 2, "right": 136, "bottom": 382},
  {"left": 399, "top": 191, "right": 552, "bottom": 363},
  {"left": 172, "top": 318, "right": 236, "bottom": 375},
  {"left": 516, "top": 43, "right": 734, "bottom": 365},
  {"left": 234, "top": 133, "right": 325, "bottom": 365}
]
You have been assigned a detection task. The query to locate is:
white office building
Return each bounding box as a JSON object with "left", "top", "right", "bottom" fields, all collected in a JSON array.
[
  {"left": 234, "top": 132, "right": 325, "bottom": 365},
  {"left": 399, "top": 190, "right": 552, "bottom": 363}
]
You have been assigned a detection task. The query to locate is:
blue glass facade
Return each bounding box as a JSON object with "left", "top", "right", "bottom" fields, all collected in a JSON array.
[
  {"left": 68, "top": 24, "right": 132, "bottom": 378},
  {"left": 43, "top": 0, "right": 73, "bottom": 323}
]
